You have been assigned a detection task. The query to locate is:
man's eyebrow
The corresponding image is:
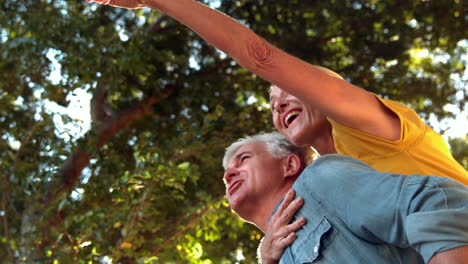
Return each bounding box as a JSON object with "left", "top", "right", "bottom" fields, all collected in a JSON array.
[
  {"left": 233, "top": 151, "right": 250, "bottom": 161},
  {"left": 225, "top": 151, "right": 250, "bottom": 173}
]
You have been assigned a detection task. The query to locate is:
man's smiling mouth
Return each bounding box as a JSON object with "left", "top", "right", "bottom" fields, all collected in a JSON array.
[{"left": 228, "top": 180, "right": 243, "bottom": 195}]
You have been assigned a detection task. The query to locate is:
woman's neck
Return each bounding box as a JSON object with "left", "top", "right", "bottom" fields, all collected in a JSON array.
[{"left": 310, "top": 123, "right": 336, "bottom": 155}]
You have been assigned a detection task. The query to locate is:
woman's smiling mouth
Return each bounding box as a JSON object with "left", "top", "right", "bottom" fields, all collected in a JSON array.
[{"left": 284, "top": 110, "right": 301, "bottom": 128}]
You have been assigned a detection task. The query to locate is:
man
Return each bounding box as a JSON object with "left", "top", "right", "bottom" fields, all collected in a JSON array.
[{"left": 223, "top": 132, "right": 468, "bottom": 263}]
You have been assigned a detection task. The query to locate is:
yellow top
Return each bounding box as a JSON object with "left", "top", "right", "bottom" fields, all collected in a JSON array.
[{"left": 328, "top": 96, "right": 468, "bottom": 186}]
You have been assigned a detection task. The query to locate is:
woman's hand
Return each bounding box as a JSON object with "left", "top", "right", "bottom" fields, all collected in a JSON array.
[
  {"left": 87, "top": 0, "right": 148, "bottom": 9},
  {"left": 259, "top": 189, "right": 306, "bottom": 264}
]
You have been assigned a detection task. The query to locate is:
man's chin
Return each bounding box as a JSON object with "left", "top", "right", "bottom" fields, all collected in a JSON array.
[
  {"left": 228, "top": 197, "right": 243, "bottom": 212},
  {"left": 229, "top": 200, "right": 248, "bottom": 219}
]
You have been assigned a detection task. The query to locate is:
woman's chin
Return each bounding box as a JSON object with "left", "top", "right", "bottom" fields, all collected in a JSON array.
[
  {"left": 287, "top": 133, "right": 310, "bottom": 148},
  {"left": 277, "top": 125, "right": 311, "bottom": 147}
]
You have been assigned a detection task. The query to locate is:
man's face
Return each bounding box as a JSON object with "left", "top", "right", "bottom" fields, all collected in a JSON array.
[
  {"left": 269, "top": 86, "right": 327, "bottom": 147},
  {"left": 223, "top": 142, "right": 285, "bottom": 216}
]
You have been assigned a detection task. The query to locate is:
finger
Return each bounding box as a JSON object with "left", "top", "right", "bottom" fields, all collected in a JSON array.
[
  {"left": 280, "top": 197, "right": 304, "bottom": 223},
  {"left": 274, "top": 217, "right": 306, "bottom": 239},
  {"left": 285, "top": 217, "right": 306, "bottom": 233},
  {"left": 278, "top": 232, "right": 297, "bottom": 248},
  {"left": 274, "top": 196, "right": 303, "bottom": 226},
  {"left": 275, "top": 189, "right": 296, "bottom": 216}
]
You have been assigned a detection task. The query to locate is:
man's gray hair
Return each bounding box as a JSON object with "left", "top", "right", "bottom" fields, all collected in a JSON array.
[{"left": 223, "top": 132, "right": 310, "bottom": 169}]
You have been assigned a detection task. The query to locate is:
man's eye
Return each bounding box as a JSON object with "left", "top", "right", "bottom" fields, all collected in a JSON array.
[{"left": 240, "top": 156, "right": 250, "bottom": 163}]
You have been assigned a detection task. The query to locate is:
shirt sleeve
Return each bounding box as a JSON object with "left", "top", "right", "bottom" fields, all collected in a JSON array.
[
  {"left": 304, "top": 154, "right": 468, "bottom": 263},
  {"left": 328, "top": 96, "right": 427, "bottom": 157}
]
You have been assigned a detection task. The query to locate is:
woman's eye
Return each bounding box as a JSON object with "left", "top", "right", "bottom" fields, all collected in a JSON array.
[{"left": 241, "top": 156, "right": 250, "bottom": 163}]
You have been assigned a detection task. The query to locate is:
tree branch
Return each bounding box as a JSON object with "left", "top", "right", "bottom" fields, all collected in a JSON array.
[
  {"left": 95, "top": 95, "right": 163, "bottom": 148},
  {"left": 51, "top": 84, "right": 176, "bottom": 197}
]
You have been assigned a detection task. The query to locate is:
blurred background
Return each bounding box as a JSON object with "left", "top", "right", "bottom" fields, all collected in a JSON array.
[{"left": 0, "top": 0, "right": 466, "bottom": 263}]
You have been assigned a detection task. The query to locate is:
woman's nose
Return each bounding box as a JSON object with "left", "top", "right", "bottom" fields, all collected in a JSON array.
[{"left": 275, "top": 100, "right": 289, "bottom": 113}]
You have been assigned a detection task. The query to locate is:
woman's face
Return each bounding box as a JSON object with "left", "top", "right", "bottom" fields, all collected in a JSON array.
[{"left": 269, "top": 85, "right": 328, "bottom": 147}]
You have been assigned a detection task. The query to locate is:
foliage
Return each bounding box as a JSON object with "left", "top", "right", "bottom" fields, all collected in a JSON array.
[
  {"left": 449, "top": 136, "right": 468, "bottom": 170},
  {"left": 0, "top": 0, "right": 466, "bottom": 263}
]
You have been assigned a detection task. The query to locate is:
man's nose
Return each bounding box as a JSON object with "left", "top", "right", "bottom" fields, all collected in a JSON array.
[{"left": 223, "top": 168, "right": 239, "bottom": 184}]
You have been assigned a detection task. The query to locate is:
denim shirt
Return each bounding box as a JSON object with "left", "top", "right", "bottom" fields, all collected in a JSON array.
[{"left": 277, "top": 154, "right": 468, "bottom": 264}]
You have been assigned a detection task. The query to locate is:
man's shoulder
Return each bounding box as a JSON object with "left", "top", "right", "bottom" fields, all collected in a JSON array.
[
  {"left": 294, "top": 154, "right": 377, "bottom": 194},
  {"left": 303, "top": 154, "right": 375, "bottom": 177}
]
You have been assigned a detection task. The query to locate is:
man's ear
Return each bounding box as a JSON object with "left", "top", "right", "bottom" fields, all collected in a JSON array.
[{"left": 282, "top": 154, "right": 302, "bottom": 179}]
